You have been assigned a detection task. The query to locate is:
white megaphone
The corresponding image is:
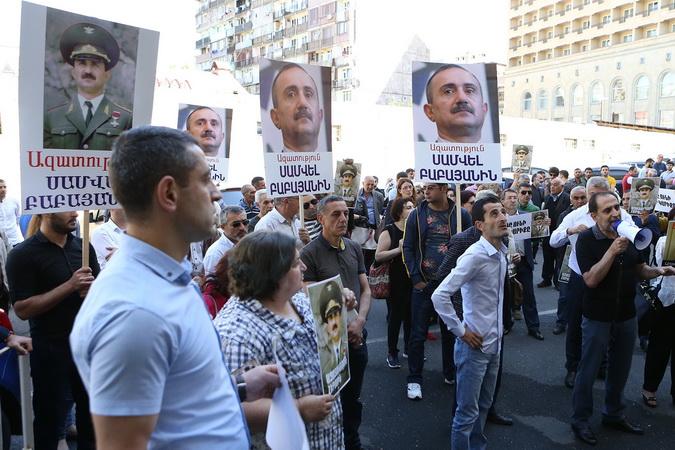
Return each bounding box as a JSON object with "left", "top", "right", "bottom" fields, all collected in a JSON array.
[{"left": 612, "top": 220, "right": 652, "bottom": 251}]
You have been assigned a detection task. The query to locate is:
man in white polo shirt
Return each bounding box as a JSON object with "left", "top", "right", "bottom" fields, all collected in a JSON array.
[{"left": 255, "top": 195, "right": 310, "bottom": 244}]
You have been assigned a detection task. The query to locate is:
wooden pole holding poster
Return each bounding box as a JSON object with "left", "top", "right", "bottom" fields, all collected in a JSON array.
[
  {"left": 82, "top": 210, "right": 90, "bottom": 268},
  {"left": 298, "top": 195, "right": 305, "bottom": 226},
  {"left": 455, "top": 184, "right": 462, "bottom": 234}
]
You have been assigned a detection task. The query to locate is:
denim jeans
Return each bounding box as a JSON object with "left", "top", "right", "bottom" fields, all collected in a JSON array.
[
  {"left": 407, "top": 287, "right": 455, "bottom": 384},
  {"left": 30, "top": 337, "right": 95, "bottom": 450},
  {"left": 572, "top": 317, "right": 637, "bottom": 427},
  {"left": 452, "top": 340, "right": 500, "bottom": 450},
  {"left": 341, "top": 329, "right": 368, "bottom": 450},
  {"left": 556, "top": 279, "right": 568, "bottom": 327}
]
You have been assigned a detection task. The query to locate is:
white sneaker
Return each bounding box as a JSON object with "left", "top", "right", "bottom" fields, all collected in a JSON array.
[{"left": 407, "top": 382, "right": 422, "bottom": 400}]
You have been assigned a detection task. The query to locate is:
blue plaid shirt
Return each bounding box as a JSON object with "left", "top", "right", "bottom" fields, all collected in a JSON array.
[{"left": 214, "top": 292, "right": 344, "bottom": 449}]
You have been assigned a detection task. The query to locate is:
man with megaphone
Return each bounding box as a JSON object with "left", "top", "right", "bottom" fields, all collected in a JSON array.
[{"left": 569, "top": 191, "right": 675, "bottom": 445}]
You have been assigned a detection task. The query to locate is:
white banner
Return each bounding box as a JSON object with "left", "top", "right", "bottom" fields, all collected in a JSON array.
[
  {"left": 655, "top": 189, "right": 675, "bottom": 213},
  {"left": 507, "top": 213, "right": 532, "bottom": 241},
  {"left": 415, "top": 142, "right": 501, "bottom": 184},
  {"left": 19, "top": 2, "right": 158, "bottom": 213}
]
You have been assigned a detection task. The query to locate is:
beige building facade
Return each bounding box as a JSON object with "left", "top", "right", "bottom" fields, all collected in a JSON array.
[{"left": 504, "top": 0, "right": 675, "bottom": 128}]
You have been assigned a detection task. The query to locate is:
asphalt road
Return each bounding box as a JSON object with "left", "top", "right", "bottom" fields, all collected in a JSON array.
[
  {"left": 10, "top": 255, "right": 674, "bottom": 449},
  {"left": 357, "top": 254, "right": 675, "bottom": 450}
]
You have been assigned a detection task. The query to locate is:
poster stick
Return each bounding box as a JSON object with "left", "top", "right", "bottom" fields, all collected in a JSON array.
[
  {"left": 455, "top": 184, "right": 462, "bottom": 234},
  {"left": 82, "top": 210, "right": 90, "bottom": 268},
  {"left": 298, "top": 195, "right": 305, "bottom": 225}
]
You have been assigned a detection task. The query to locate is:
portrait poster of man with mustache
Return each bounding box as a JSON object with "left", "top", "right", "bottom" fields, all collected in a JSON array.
[
  {"left": 177, "top": 104, "right": 232, "bottom": 182},
  {"left": 411, "top": 62, "right": 501, "bottom": 184},
  {"left": 19, "top": 3, "right": 158, "bottom": 214},
  {"left": 307, "top": 275, "right": 351, "bottom": 396},
  {"left": 259, "top": 59, "right": 334, "bottom": 197}
]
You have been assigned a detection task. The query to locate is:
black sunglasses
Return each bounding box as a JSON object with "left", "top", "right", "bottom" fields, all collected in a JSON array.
[
  {"left": 230, "top": 219, "right": 249, "bottom": 227},
  {"left": 303, "top": 199, "right": 318, "bottom": 209},
  {"left": 520, "top": 191, "right": 532, "bottom": 195}
]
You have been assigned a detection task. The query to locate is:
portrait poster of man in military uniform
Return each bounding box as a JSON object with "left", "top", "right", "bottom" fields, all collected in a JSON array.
[
  {"left": 530, "top": 210, "right": 551, "bottom": 239},
  {"left": 333, "top": 159, "right": 361, "bottom": 208},
  {"left": 43, "top": 9, "right": 138, "bottom": 151},
  {"left": 511, "top": 144, "right": 533, "bottom": 173},
  {"left": 630, "top": 177, "right": 660, "bottom": 214},
  {"left": 307, "top": 276, "right": 351, "bottom": 396}
]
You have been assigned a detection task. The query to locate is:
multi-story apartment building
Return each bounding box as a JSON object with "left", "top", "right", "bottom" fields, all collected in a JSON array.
[
  {"left": 504, "top": 0, "right": 675, "bottom": 129},
  {"left": 195, "top": 0, "right": 355, "bottom": 98}
]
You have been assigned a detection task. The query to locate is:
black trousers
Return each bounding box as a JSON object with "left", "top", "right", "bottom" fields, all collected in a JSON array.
[
  {"left": 541, "top": 237, "right": 556, "bottom": 285},
  {"left": 342, "top": 330, "right": 368, "bottom": 450},
  {"left": 30, "top": 337, "right": 95, "bottom": 450},
  {"left": 643, "top": 304, "right": 675, "bottom": 396},
  {"left": 386, "top": 289, "right": 411, "bottom": 356}
]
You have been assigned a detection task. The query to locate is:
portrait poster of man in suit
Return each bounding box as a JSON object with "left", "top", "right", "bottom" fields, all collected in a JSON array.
[{"left": 307, "top": 276, "right": 350, "bottom": 396}]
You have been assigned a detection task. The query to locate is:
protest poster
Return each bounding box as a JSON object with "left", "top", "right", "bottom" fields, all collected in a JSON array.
[
  {"left": 664, "top": 220, "right": 675, "bottom": 267},
  {"left": 411, "top": 61, "right": 501, "bottom": 184},
  {"left": 531, "top": 210, "right": 550, "bottom": 239},
  {"left": 306, "top": 275, "right": 350, "bottom": 396},
  {"left": 259, "top": 58, "right": 333, "bottom": 197},
  {"left": 334, "top": 159, "right": 361, "bottom": 207},
  {"left": 655, "top": 189, "right": 675, "bottom": 214},
  {"left": 629, "top": 177, "right": 660, "bottom": 215},
  {"left": 507, "top": 213, "right": 532, "bottom": 241},
  {"left": 558, "top": 246, "right": 573, "bottom": 284},
  {"left": 19, "top": 2, "right": 159, "bottom": 213},
  {"left": 511, "top": 144, "right": 533, "bottom": 173},
  {"left": 177, "top": 104, "right": 232, "bottom": 184}
]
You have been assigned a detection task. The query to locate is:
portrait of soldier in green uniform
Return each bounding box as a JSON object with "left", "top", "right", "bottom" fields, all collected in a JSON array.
[{"left": 43, "top": 20, "right": 134, "bottom": 150}]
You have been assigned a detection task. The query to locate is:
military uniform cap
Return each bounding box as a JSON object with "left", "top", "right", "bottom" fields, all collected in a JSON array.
[
  {"left": 319, "top": 282, "right": 343, "bottom": 322},
  {"left": 635, "top": 178, "right": 655, "bottom": 190},
  {"left": 515, "top": 145, "right": 529, "bottom": 155},
  {"left": 340, "top": 164, "right": 357, "bottom": 178},
  {"left": 60, "top": 23, "right": 120, "bottom": 71}
]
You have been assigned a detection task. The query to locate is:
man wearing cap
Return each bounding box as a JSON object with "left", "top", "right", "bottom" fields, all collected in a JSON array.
[
  {"left": 631, "top": 179, "right": 656, "bottom": 212},
  {"left": 336, "top": 163, "right": 358, "bottom": 207},
  {"left": 185, "top": 106, "right": 225, "bottom": 157},
  {"left": 512, "top": 145, "right": 530, "bottom": 172},
  {"left": 44, "top": 22, "right": 132, "bottom": 151},
  {"left": 318, "top": 281, "right": 349, "bottom": 395}
]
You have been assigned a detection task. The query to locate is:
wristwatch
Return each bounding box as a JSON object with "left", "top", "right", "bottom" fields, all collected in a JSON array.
[{"left": 235, "top": 373, "right": 247, "bottom": 402}]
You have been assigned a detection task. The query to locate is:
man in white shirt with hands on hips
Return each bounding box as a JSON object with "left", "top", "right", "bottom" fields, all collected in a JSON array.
[
  {"left": 549, "top": 176, "right": 635, "bottom": 389},
  {"left": 431, "top": 195, "right": 509, "bottom": 450}
]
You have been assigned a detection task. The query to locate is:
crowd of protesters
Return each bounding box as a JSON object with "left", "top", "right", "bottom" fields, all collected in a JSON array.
[{"left": 1, "top": 132, "right": 675, "bottom": 449}]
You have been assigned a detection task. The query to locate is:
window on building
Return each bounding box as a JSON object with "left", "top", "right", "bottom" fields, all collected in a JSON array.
[
  {"left": 622, "top": 34, "right": 633, "bottom": 43},
  {"left": 523, "top": 92, "right": 532, "bottom": 111},
  {"left": 582, "top": 139, "right": 595, "bottom": 150},
  {"left": 661, "top": 71, "right": 675, "bottom": 97},
  {"left": 623, "top": 8, "right": 633, "bottom": 18},
  {"left": 572, "top": 84, "right": 584, "bottom": 106},
  {"left": 554, "top": 87, "right": 565, "bottom": 107},
  {"left": 564, "top": 138, "right": 577, "bottom": 151},
  {"left": 602, "top": 15, "right": 610, "bottom": 24},
  {"left": 563, "top": 48, "right": 571, "bottom": 56},
  {"left": 634, "top": 111, "right": 649, "bottom": 125},
  {"left": 601, "top": 39, "right": 610, "bottom": 47},
  {"left": 634, "top": 75, "right": 649, "bottom": 100},
  {"left": 590, "top": 82, "right": 603, "bottom": 104},
  {"left": 646, "top": 28, "right": 657, "bottom": 38},
  {"left": 611, "top": 79, "right": 625, "bottom": 102},
  {"left": 631, "top": 143, "right": 641, "bottom": 152},
  {"left": 660, "top": 110, "right": 674, "bottom": 128},
  {"left": 582, "top": 20, "right": 590, "bottom": 29},
  {"left": 647, "top": 2, "right": 659, "bottom": 13},
  {"left": 342, "top": 91, "right": 351, "bottom": 102},
  {"left": 538, "top": 89, "right": 548, "bottom": 110}
]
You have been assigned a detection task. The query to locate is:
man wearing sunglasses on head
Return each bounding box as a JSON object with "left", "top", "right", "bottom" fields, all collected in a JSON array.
[{"left": 203, "top": 206, "right": 249, "bottom": 275}]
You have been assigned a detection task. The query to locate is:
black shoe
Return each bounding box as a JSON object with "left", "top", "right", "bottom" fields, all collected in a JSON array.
[
  {"left": 386, "top": 353, "right": 401, "bottom": 369},
  {"left": 596, "top": 367, "right": 606, "bottom": 380},
  {"left": 601, "top": 418, "right": 644, "bottom": 435},
  {"left": 552, "top": 324, "right": 566, "bottom": 335},
  {"left": 487, "top": 411, "right": 514, "bottom": 426},
  {"left": 572, "top": 424, "right": 598, "bottom": 446},
  {"left": 537, "top": 280, "right": 552, "bottom": 288},
  {"left": 528, "top": 329, "right": 544, "bottom": 340},
  {"left": 565, "top": 371, "right": 576, "bottom": 389}
]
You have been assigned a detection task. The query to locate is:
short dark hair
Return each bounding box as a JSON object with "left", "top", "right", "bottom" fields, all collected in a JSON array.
[
  {"left": 500, "top": 188, "right": 517, "bottom": 200},
  {"left": 517, "top": 182, "right": 532, "bottom": 191},
  {"left": 425, "top": 64, "right": 483, "bottom": 104},
  {"left": 110, "top": 126, "right": 199, "bottom": 218},
  {"left": 396, "top": 171, "right": 408, "bottom": 180},
  {"left": 628, "top": 165, "right": 637, "bottom": 171},
  {"left": 271, "top": 63, "right": 317, "bottom": 108},
  {"left": 559, "top": 169, "right": 569, "bottom": 178},
  {"left": 251, "top": 176, "right": 264, "bottom": 186},
  {"left": 390, "top": 196, "right": 413, "bottom": 222},
  {"left": 585, "top": 167, "right": 593, "bottom": 172},
  {"left": 406, "top": 168, "right": 415, "bottom": 173},
  {"left": 588, "top": 191, "right": 616, "bottom": 213},
  {"left": 227, "top": 231, "right": 297, "bottom": 300},
  {"left": 471, "top": 194, "right": 501, "bottom": 224},
  {"left": 548, "top": 166, "right": 560, "bottom": 176},
  {"left": 600, "top": 164, "right": 609, "bottom": 170},
  {"left": 317, "top": 195, "right": 346, "bottom": 215},
  {"left": 668, "top": 206, "right": 675, "bottom": 221}
]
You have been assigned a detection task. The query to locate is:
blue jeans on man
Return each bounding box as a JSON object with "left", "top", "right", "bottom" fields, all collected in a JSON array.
[
  {"left": 572, "top": 317, "right": 637, "bottom": 427},
  {"left": 452, "top": 339, "right": 500, "bottom": 450},
  {"left": 407, "top": 287, "right": 455, "bottom": 384}
]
